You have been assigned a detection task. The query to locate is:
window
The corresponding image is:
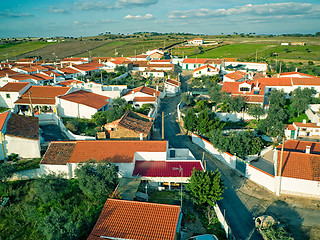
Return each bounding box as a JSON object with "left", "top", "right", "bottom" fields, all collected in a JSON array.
[
  {"left": 240, "top": 87, "right": 250, "bottom": 92},
  {"left": 6, "top": 94, "right": 10, "bottom": 98}
]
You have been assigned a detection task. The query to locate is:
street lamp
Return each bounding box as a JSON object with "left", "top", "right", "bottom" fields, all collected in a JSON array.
[{"left": 172, "top": 165, "right": 183, "bottom": 209}]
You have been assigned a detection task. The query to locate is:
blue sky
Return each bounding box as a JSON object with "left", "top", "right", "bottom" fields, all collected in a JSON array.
[{"left": 1, "top": 0, "right": 320, "bottom": 37}]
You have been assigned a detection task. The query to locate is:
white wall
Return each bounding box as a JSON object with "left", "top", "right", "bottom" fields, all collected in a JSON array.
[
  {"left": 215, "top": 112, "right": 266, "bottom": 122},
  {"left": 135, "top": 151, "right": 167, "bottom": 161},
  {"left": 0, "top": 92, "right": 20, "bottom": 108},
  {"left": 57, "top": 98, "right": 101, "bottom": 119},
  {"left": 246, "top": 164, "right": 275, "bottom": 192},
  {"left": 279, "top": 176, "right": 320, "bottom": 198},
  {"left": 5, "top": 135, "right": 40, "bottom": 158},
  {"left": 40, "top": 164, "right": 69, "bottom": 177}
]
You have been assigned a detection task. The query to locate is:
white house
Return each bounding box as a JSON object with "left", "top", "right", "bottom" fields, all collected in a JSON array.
[
  {"left": 285, "top": 120, "right": 320, "bottom": 139},
  {"left": 193, "top": 64, "right": 219, "bottom": 78},
  {"left": 56, "top": 90, "right": 110, "bottom": 119},
  {"left": 164, "top": 79, "right": 181, "bottom": 96},
  {"left": 224, "top": 61, "right": 268, "bottom": 72},
  {"left": 0, "top": 82, "right": 31, "bottom": 110},
  {"left": 40, "top": 140, "right": 203, "bottom": 184},
  {"left": 181, "top": 58, "right": 207, "bottom": 71},
  {"left": 60, "top": 57, "right": 89, "bottom": 65},
  {"left": 0, "top": 111, "right": 40, "bottom": 159},
  {"left": 56, "top": 67, "right": 81, "bottom": 80},
  {"left": 187, "top": 38, "right": 204, "bottom": 45},
  {"left": 70, "top": 62, "right": 104, "bottom": 77},
  {"left": 142, "top": 69, "right": 165, "bottom": 78},
  {"left": 305, "top": 104, "right": 320, "bottom": 123}
]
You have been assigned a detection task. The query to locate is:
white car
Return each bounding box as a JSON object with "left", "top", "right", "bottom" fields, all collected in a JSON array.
[{"left": 188, "top": 234, "right": 218, "bottom": 240}]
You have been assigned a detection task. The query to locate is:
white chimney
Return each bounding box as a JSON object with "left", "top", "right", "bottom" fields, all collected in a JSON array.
[
  {"left": 140, "top": 133, "right": 143, "bottom": 141},
  {"left": 306, "top": 146, "right": 311, "bottom": 154},
  {"left": 99, "top": 59, "right": 101, "bottom": 64},
  {"left": 156, "top": 86, "right": 159, "bottom": 91},
  {"left": 317, "top": 122, "right": 320, "bottom": 126},
  {"left": 60, "top": 62, "right": 63, "bottom": 68},
  {"left": 295, "top": 67, "right": 298, "bottom": 72},
  {"left": 303, "top": 119, "right": 307, "bottom": 124}
]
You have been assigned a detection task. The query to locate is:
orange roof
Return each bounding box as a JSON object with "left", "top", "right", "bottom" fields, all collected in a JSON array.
[
  {"left": 0, "top": 68, "right": 20, "bottom": 77},
  {"left": 58, "top": 90, "right": 109, "bottom": 109},
  {"left": 285, "top": 124, "right": 296, "bottom": 131},
  {"left": 182, "top": 58, "right": 207, "bottom": 64},
  {"left": 193, "top": 64, "right": 219, "bottom": 72},
  {"left": 5, "top": 113, "right": 39, "bottom": 140},
  {"left": 280, "top": 72, "right": 315, "bottom": 78},
  {"left": 61, "top": 57, "right": 86, "bottom": 62},
  {"left": 134, "top": 96, "right": 157, "bottom": 102},
  {"left": 276, "top": 140, "right": 320, "bottom": 154},
  {"left": 166, "top": 79, "right": 181, "bottom": 87},
  {"left": 0, "top": 111, "right": 10, "bottom": 131},
  {"left": 123, "top": 86, "right": 161, "bottom": 97},
  {"left": 32, "top": 73, "right": 53, "bottom": 80},
  {"left": 41, "top": 140, "right": 168, "bottom": 165},
  {"left": 224, "top": 71, "right": 246, "bottom": 81},
  {"left": 58, "top": 67, "right": 80, "bottom": 74},
  {"left": 150, "top": 59, "right": 171, "bottom": 63},
  {"left": 223, "top": 58, "right": 237, "bottom": 62},
  {"left": 0, "top": 82, "right": 30, "bottom": 92},
  {"left": 57, "top": 80, "right": 83, "bottom": 87},
  {"left": 292, "top": 77, "right": 320, "bottom": 86},
  {"left": 42, "top": 70, "right": 63, "bottom": 77},
  {"left": 87, "top": 199, "right": 181, "bottom": 240},
  {"left": 294, "top": 122, "right": 320, "bottom": 128},
  {"left": 222, "top": 81, "right": 265, "bottom": 96},
  {"left": 252, "top": 77, "right": 293, "bottom": 86},
  {"left": 7, "top": 74, "right": 35, "bottom": 81},
  {"left": 72, "top": 62, "right": 104, "bottom": 72},
  {"left": 15, "top": 86, "right": 70, "bottom": 105}
]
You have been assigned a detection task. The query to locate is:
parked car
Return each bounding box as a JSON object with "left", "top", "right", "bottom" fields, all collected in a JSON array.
[{"left": 188, "top": 234, "right": 218, "bottom": 240}]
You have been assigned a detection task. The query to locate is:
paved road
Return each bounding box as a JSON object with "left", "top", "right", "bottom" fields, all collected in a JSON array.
[{"left": 155, "top": 95, "right": 262, "bottom": 240}]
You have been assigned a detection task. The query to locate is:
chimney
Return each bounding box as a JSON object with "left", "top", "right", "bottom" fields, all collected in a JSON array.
[
  {"left": 99, "top": 59, "right": 101, "bottom": 64},
  {"left": 156, "top": 85, "right": 159, "bottom": 91},
  {"left": 303, "top": 119, "right": 307, "bottom": 124},
  {"left": 60, "top": 62, "right": 63, "bottom": 68},
  {"left": 295, "top": 67, "right": 298, "bottom": 72},
  {"left": 306, "top": 146, "right": 311, "bottom": 154},
  {"left": 140, "top": 133, "right": 143, "bottom": 141}
]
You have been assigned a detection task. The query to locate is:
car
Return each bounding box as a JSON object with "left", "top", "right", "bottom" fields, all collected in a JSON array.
[{"left": 188, "top": 234, "right": 218, "bottom": 240}]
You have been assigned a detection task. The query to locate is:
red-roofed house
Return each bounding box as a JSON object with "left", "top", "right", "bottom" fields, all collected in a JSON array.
[
  {"left": 273, "top": 140, "right": 320, "bottom": 197},
  {"left": 70, "top": 62, "right": 104, "bottom": 76},
  {"left": 181, "top": 58, "right": 207, "bottom": 71},
  {"left": 87, "top": 199, "right": 182, "bottom": 240},
  {"left": 193, "top": 64, "right": 220, "bottom": 78},
  {"left": 56, "top": 67, "right": 81, "bottom": 79},
  {"left": 285, "top": 120, "right": 320, "bottom": 139},
  {"left": 56, "top": 90, "right": 110, "bottom": 119},
  {"left": 164, "top": 79, "right": 181, "bottom": 96},
  {"left": 0, "top": 111, "right": 40, "bottom": 159},
  {"left": 188, "top": 38, "right": 204, "bottom": 45},
  {"left": 280, "top": 71, "right": 316, "bottom": 78},
  {"left": 60, "top": 57, "right": 89, "bottom": 65},
  {"left": 221, "top": 81, "right": 266, "bottom": 105},
  {"left": 223, "top": 70, "right": 247, "bottom": 82},
  {"left": 0, "top": 82, "right": 31, "bottom": 109}
]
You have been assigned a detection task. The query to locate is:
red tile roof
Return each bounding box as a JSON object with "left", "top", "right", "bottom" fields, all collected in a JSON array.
[
  {"left": 123, "top": 86, "right": 160, "bottom": 97},
  {"left": 294, "top": 122, "right": 320, "bottom": 128},
  {"left": 0, "top": 68, "right": 20, "bottom": 77},
  {"left": 193, "top": 64, "right": 219, "bottom": 72},
  {"left": 87, "top": 199, "right": 181, "bottom": 240},
  {"left": 15, "top": 86, "right": 70, "bottom": 105},
  {"left": 166, "top": 79, "right": 181, "bottom": 87},
  {"left": 59, "top": 67, "right": 80, "bottom": 74},
  {"left": 150, "top": 59, "right": 171, "bottom": 63},
  {"left": 182, "top": 58, "right": 207, "bottom": 64},
  {"left": 0, "top": 82, "right": 30, "bottom": 92},
  {"left": 58, "top": 90, "right": 109, "bottom": 109},
  {"left": 57, "top": 80, "right": 83, "bottom": 87},
  {"left": 133, "top": 160, "right": 203, "bottom": 177},
  {"left": 280, "top": 72, "right": 315, "bottom": 78},
  {"left": 253, "top": 77, "right": 293, "bottom": 86},
  {"left": 5, "top": 113, "right": 39, "bottom": 140},
  {"left": 72, "top": 62, "right": 104, "bottom": 72},
  {"left": 224, "top": 71, "right": 246, "bottom": 81},
  {"left": 134, "top": 96, "right": 157, "bottom": 102},
  {"left": 0, "top": 111, "right": 10, "bottom": 131},
  {"left": 292, "top": 77, "right": 320, "bottom": 86},
  {"left": 285, "top": 124, "right": 296, "bottom": 131},
  {"left": 61, "top": 57, "right": 86, "bottom": 62},
  {"left": 276, "top": 140, "right": 320, "bottom": 154},
  {"left": 41, "top": 140, "right": 168, "bottom": 165}
]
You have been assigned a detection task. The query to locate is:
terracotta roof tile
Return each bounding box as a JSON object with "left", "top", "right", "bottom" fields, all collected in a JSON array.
[
  {"left": 0, "top": 68, "right": 20, "bottom": 77},
  {"left": 285, "top": 124, "right": 296, "bottom": 131},
  {"left": 87, "top": 199, "right": 180, "bottom": 240},
  {"left": 276, "top": 140, "right": 320, "bottom": 154},
  {"left": 123, "top": 86, "right": 160, "bottom": 97},
  {"left": 116, "top": 111, "right": 153, "bottom": 135},
  {"left": 57, "top": 80, "right": 83, "bottom": 87},
  {"left": 292, "top": 77, "right": 320, "bottom": 86},
  {"left": 0, "top": 111, "right": 10, "bottom": 131},
  {"left": 5, "top": 113, "right": 39, "bottom": 140},
  {"left": 134, "top": 96, "right": 157, "bottom": 102},
  {"left": 41, "top": 140, "right": 168, "bottom": 165},
  {"left": 224, "top": 71, "right": 246, "bottom": 81},
  {"left": 15, "top": 86, "right": 70, "bottom": 105},
  {"left": 72, "top": 62, "right": 104, "bottom": 72},
  {"left": 0, "top": 82, "right": 30, "bottom": 92},
  {"left": 58, "top": 90, "right": 109, "bottom": 110},
  {"left": 182, "top": 58, "right": 207, "bottom": 64},
  {"left": 166, "top": 79, "right": 181, "bottom": 87},
  {"left": 253, "top": 77, "right": 293, "bottom": 86},
  {"left": 280, "top": 72, "right": 315, "bottom": 78},
  {"left": 193, "top": 64, "right": 219, "bottom": 72},
  {"left": 294, "top": 122, "right": 320, "bottom": 128},
  {"left": 133, "top": 160, "right": 203, "bottom": 177},
  {"left": 59, "top": 67, "right": 80, "bottom": 74}
]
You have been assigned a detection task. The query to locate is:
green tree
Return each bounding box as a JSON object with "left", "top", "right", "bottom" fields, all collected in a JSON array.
[
  {"left": 196, "top": 109, "right": 214, "bottom": 135},
  {"left": 291, "top": 88, "right": 316, "bottom": 116},
  {"left": 184, "top": 108, "right": 197, "bottom": 132},
  {"left": 40, "top": 208, "right": 79, "bottom": 240},
  {"left": 115, "top": 65, "right": 127, "bottom": 74},
  {"left": 75, "top": 161, "right": 118, "bottom": 201},
  {"left": 228, "top": 95, "right": 246, "bottom": 113},
  {"left": 187, "top": 169, "right": 224, "bottom": 206},
  {"left": 0, "top": 163, "right": 16, "bottom": 183},
  {"left": 181, "top": 92, "right": 195, "bottom": 106},
  {"left": 247, "top": 105, "right": 265, "bottom": 120}
]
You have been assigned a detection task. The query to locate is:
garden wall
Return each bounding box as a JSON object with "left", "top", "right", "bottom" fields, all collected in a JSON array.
[{"left": 215, "top": 112, "right": 267, "bottom": 122}]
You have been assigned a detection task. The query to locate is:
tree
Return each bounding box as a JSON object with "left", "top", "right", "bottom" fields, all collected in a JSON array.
[
  {"left": 291, "top": 88, "right": 316, "bottom": 116},
  {"left": 0, "top": 163, "right": 16, "bottom": 183},
  {"left": 247, "top": 105, "right": 265, "bottom": 120},
  {"left": 184, "top": 108, "right": 197, "bottom": 132},
  {"left": 228, "top": 95, "right": 246, "bottom": 113},
  {"left": 187, "top": 169, "right": 224, "bottom": 206},
  {"left": 40, "top": 208, "right": 79, "bottom": 240},
  {"left": 75, "top": 161, "right": 118, "bottom": 201},
  {"left": 115, "top": 65, "right": 127, "bottom": 74},
  {"left": 181, "top": 92, "right": 195, "bottom": 106}
]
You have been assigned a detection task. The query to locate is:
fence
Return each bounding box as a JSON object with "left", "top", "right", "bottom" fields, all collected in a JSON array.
[{"left": 214, "top": 203, "right": 237, "bottom": 240}]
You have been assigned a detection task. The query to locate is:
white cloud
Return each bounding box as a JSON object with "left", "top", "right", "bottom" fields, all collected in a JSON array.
[
  {"left": 75, "top": 1, "right": 113, "bottom": 11},
  {"left": 169, "top": 3, "right": 320, "bottom": 19},
  {"left": 49, "top": 7, "right": 69, "bottom": 14},
  {"left": 73, "top": 19, "right": 115, "bottom": 27},
  {"left": 116, "top": 0, "right": 158, "bottom": 8},
  {"left": 123, "top": 13, "right": 154, "bottom": 20},
  {"left": 0, "top": 10, "right": 33, "bottom": 18}
]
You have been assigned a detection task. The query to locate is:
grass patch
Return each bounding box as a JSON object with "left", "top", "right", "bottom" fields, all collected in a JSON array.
[
  {"left": 63, "top": 117, "right": 98, "bottom": 136},
  {"left": 287, "top": 113, "right": 309, "bottom": 124},
  {"left": 15, "top": 158, "right": 41, "bottom": 171},
  {"left": 0, "top": 41, "right": 54, "bottom": 61},
  {"left": 0, "top": 107, "right": 10, "bottom": 113}
]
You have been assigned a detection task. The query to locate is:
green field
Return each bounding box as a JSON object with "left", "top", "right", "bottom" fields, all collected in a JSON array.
[{"left": 0, "top": 41, "right": 54, "bottom": 61}]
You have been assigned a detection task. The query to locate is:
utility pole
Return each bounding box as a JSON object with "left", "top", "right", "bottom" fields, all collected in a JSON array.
[
  {"left": 28, "top": 92, "right": 34, "bottom": 117},
  {"left": 255, "top": 49, "right": 258, "bottom": 62},
  {"left": 162, "top": 111, "right": 164, "bottom": 140},
  {"left": 277, "top": 136, "right": 285, "bottom": 195}
]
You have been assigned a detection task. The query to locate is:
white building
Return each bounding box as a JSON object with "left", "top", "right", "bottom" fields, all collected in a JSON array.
[
  {"left": 193, "top": 64, "right": 219, "bottom": 78},
  {"left": 224, "top": 61, "right": 268, "bottom": 72},
  {"left": 285, "top": 120, "right": 320, "bottom": 139},
  {"left": 0, "top": 82, "right": 31, "bottom": 109},
  {"left": 164, "top": 79, "right": 181, "bottom": 96},
  {"left": 187, "top": 38, "right": 204, "bottom": 45},
  {"left": 0, "top": 111, "right": 40, "bottom": 159},
  {"left": 56, "top": 90, "right": 110, "bottom": 119},
  {"left": 142, "top": 69, "right": 165, "bottom": 78}
]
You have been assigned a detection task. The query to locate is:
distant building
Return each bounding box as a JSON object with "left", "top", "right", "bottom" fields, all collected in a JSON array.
[{"left": 188, "top": 38, "right": 204, "bottom": 45}]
